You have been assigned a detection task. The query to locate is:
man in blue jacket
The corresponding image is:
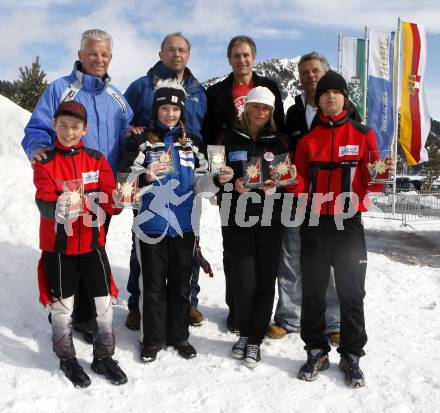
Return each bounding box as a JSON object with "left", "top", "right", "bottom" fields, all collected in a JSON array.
[
  {"left": 124, "top": 32, "right": 207, "bottom": 136},
  {"left": 22, "top": 29, "right": 133, "bottom": 172},
  {"left": 22, "top": 29, "right": 134, "bottom": 343},
  {"left": 123, "top": 32, "right": 207, "bottom": 330}
]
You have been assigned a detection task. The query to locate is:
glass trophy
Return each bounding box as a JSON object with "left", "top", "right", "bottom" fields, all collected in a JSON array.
[
  {"left": 150, "top": 147, "right": 175, "bottom": 175},
  {"left": 272, "top": 153, "right": 296, "bottom": 186},
  {"left": 243, "top": 156, "right": 264, "bottom": 188},
  {"left": 207, "top": 145, "right": 226, "bottom": 175},
  {"left": 113, "top": 173, "right": 139, "bottom": 209},
  {"left": 369, "top": 150, "right": 392, "bottom": 183},
  {"left": 62, "top": 179, "right": 84, "bottom": 218}
]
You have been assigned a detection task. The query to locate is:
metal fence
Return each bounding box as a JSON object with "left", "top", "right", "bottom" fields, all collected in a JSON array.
[{"left": 365, "top": 190, "right": 440, "bottom": 225}]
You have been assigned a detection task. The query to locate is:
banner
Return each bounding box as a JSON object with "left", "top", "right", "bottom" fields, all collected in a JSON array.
[
  {"left": 399, "top": 21, "right": 430, "bottom": 165},
  {"left": 367, "top": 30, "right": 395, "bottom": 152},
  {"left": 340, "top": 36, "right": 366, "bottom": 121}
]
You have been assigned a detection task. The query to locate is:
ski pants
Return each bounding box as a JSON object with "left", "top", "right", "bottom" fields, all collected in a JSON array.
[
  {"left": 275, "top": 225, "right": 340, "bottom": 333},
  {"left": 43, "top": 248, "right": 115, "bottom": 360},
  {"left": 128, "top": 210, "right": 201, "bottom": 311},
  {"left": 224, "top": 224, "right": 283, "bottom": 344},
  {"left": 72, "top": 215, "right": 112, "bottom": 324},
  {"left": 137, "top": 233, "right": 195, "bottom": 346},
  {"left": 300, "top": 213, "right": 367, "bottom": 357}
]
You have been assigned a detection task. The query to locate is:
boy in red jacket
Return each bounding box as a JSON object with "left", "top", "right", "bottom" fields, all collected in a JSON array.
[{"left": 33, "top": 101, "right": 127, "bottom": 388}]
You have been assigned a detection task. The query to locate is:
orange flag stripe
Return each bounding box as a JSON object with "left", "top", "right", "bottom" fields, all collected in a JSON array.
[{"left": 399, "top": 21, "right": 430, "bottom": 165}]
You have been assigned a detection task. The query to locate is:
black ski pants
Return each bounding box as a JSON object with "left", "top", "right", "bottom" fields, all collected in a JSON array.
[
  {"left": 300, "top": 213, "right": 367, "bottom": 357},
  {"left": 138, "top": 232, "right": 194, "bottom": 346},
  {"left": 43, "top": 248, "right": 114, "bottom": 360},
  {"left": 224, "top": 224, "right": 283, "bottom": 344}
]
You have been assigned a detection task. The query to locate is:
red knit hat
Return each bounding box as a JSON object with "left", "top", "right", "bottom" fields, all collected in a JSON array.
[{"left": 54, "top": 101, "right": 88, "bottom": 124}]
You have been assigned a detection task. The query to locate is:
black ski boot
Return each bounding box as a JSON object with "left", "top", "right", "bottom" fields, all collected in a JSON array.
[
  {"left": 60, "top": 358, "right": 91, "bottom": 388},
  {"left": 91, "top": 356, "right": 128, "bottom": 385}
]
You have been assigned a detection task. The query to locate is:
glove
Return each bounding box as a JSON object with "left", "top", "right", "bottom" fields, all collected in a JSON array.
[{"left": 193, "top": 236, "right": 213, "bottom": 277}]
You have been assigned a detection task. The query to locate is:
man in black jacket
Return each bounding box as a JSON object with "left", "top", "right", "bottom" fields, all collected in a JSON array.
[
  {"left": 267, "top": 52, "right": 361, "bottom": 344},
  {"left": 201, "top": 35, "right": 284, "bottom": 331},
  {"left": 202, "top": 35, "right": 284, "bottom": 144}
]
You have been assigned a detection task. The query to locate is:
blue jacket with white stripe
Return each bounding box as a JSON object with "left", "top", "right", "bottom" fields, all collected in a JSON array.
[{"left": 22, "top": 61, "right": 133, "bottom": 172}]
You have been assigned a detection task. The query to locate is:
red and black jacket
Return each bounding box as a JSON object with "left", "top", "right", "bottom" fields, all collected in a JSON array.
[
  {"left": 292, "top": 110, "right": 383, "bottom": 215},
  {"left": 34, "top": 139, "right": 120, "bottom": 254}
]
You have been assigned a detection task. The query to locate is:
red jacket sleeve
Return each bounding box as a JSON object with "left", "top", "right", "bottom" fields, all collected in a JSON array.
[{"left": 34, "top": 162, "right": 58, "bottom": 219}]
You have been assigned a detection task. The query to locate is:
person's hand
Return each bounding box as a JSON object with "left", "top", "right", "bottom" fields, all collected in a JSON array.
[
  {"left": 31, "top": 148, "right": 51, "bottom": 165},
  {"left": 55, "top": 192, "right": 70, "bottom": 223},
  {"left": 234, "top": 177, "right": 250, "bottom": 194},
  {"left": 262, "top": 179, "right": 276, "bottom": 194},
  {"left": 145, "top": 162, "right": 168, "bottom": 183},
  {"left": 385, "top": 158, "right": 395, "bottom": 175},
  {"left": 125, "top": 126, "right": 145, "bottom": 138},
  {"left": 218, "top": 166, "right": 234, "bottom": 184}
]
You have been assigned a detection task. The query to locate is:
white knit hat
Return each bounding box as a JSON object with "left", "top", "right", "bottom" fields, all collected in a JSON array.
[{"left": 245, "top": 86, "right": 275, "bottom": 109}]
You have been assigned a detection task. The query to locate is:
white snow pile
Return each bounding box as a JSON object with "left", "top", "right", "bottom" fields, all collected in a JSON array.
[
  {"left": 0, "top": 96, "right": 439, "bottom": 412},
  {"left": 0, "top": 94, "right": 31, "bottom": 157}
]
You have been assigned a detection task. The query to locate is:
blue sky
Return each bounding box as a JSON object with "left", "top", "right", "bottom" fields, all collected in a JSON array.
[{"left": 1, "top": 0, "right": 439, "bottom": 118}]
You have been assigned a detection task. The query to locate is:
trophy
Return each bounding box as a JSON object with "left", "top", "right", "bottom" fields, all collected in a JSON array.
[
  {"left": 207, "top": 145, "right": 226, "bottom": 175},
  {"left": 369, "top": 150, "right": 392, "bottom": 183},
  {"left": 243, "top": 156, "right": 264, "bottom": 188},
  {"left": 272, "top": 153, "right": 296, "bottom": 186},
  {"left": 150, "top": 147, "right": 175, "bottom": 175},
  {"left": 113, "top": 173, "right": 139, "bottom": 209},
  {"left": 62, "top": 179, "right": 84, "bottom": 218}
]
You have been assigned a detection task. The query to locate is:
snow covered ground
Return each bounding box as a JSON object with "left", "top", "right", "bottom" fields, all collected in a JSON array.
[{"left": 1, "top": 95, "right": 439, "bottom": 412}]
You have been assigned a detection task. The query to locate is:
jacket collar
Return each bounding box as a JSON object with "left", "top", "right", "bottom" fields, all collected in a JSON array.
[
  {"left": 225, "top": 70, "right": 261, "bottom": 87},
  {"left": 234, "top": 127, "right": 278, "bottom": 143},
  {"left": 147, "top": 61, "right": 201, "bottom": 91},
  {"left": 73, "top": 61, "right": 110, "bottom": 92},
  {"left": 54, "top": 139, "right": 84, "bottom": 155},
  {"left": 319, "top": 110, "right": 348, "bottom": 128}
]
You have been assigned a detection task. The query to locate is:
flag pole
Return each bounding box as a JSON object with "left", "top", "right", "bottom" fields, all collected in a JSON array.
[
  {"left": 392, "top": 17, "right": 402, "bottom": 216},
  {"left": 364, "top": 26, "right": 369, "bottom": 124},
  {"left": 338, "top": 33, "right": 343, "bottom": 73}
]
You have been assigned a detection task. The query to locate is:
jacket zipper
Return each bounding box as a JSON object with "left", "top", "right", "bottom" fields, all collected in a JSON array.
[
  {"left": 70, "top": 150, "right": 81, "bottom": 253},
  {"left": 327, "top": 120, "right": 334, "bottom": 215}
]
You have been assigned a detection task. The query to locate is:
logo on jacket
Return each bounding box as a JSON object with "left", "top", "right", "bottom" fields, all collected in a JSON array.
[
  {"left": 82, "top": 170, "right": 99, "bottom": 184},
  {"left": 338, "top": 145, "right": 359, "bottom": 157},
  {"left": 134, "top": 179, "right": 192, "bottom": 244}
]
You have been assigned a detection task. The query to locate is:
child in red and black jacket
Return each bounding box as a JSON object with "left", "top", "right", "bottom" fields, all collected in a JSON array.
[{"left": 33, "top": 101, "right": 127, "bottom": 388}]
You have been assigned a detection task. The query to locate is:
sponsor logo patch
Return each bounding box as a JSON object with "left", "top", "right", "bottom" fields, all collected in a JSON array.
[
  {"left": 264, "top": 151, "right": 274, "bottom": 162},
  {"left": 338, "top": 145, "right": 359, "bottom": 157},
  {"left": 179, "top": 150, "right": 194, "bottom": 159},
  {"left": 82, "top": 170, "right": 99, "bottom": 184},
  {"left": 229, "top": 151, "right": 247, "bottom": 162}
]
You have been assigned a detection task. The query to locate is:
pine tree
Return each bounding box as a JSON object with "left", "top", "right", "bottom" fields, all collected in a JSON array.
[
  {"left": 0, "top": 80, "right": 17, "bottom": 101},
  {"left": 14, "top": 56, "right": 48, "bottom": 111}
]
